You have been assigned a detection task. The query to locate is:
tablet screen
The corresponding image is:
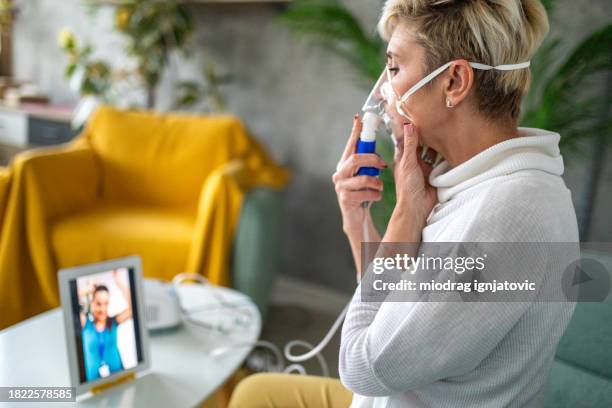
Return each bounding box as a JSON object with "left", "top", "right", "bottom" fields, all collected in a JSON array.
[{"left": 67, "top": 267, "right": 144, "bottom": 384}]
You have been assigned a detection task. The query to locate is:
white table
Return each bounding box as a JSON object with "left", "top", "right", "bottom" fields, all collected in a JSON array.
[{"left": 0, "top": 284, "right": 261, "bottom": 407}]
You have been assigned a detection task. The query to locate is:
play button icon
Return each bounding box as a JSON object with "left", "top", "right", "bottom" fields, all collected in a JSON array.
[
  {"left": 572, "top": 267, "right": 593, "bottom": 285},
  {"left": 562, "top": 257, "right": 611, "bottom": 302}
]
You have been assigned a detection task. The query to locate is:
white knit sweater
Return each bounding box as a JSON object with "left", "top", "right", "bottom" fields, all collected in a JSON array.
[{"left": 340, "top": 128, "right": 579, "bottom": 408}]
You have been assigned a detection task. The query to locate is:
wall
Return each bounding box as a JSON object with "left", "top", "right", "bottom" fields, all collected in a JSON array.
[{"left": 12, "top": 0, "right": 612, "bottom": 293}]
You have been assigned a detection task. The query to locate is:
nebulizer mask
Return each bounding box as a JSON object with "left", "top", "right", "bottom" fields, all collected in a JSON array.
[
  {"left": 357, "top": 59, "right": 531, "bottom": 173},
  {"left": 356, "top": 69, "right": 394, "bottom": 176}
]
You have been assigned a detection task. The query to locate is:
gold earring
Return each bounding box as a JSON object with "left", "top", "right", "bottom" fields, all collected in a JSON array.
[{"left": 446, "top": 99, "right": 453, "bottom": 108}]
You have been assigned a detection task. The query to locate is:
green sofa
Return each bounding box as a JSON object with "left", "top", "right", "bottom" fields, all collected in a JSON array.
[{"left": 544, "top": 250, "right": 612, "bottom": 407}]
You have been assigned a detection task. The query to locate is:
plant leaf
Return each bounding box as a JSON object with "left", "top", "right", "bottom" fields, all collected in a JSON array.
[
  {"left": 539, "top": 0, "right": 558, "bottom": 13},
  {"left": 280, "top": 0, "right": 385, "bottom": 83},
  {"left": 521, "top": 23, "right": 612, "bottom": 160}
]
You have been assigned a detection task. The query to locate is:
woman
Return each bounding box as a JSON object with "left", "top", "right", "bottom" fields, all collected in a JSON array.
[
  {"left": 80, "top": 270, "right": 132, "bottom": 382},
  {"left": 230, "top": 0, "right": 578, "bottom": 407}
]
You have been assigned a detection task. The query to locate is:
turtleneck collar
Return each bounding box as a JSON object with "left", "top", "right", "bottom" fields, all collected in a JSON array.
[{"left": 429, "top": 128, "right": 565, "bottom": 204}]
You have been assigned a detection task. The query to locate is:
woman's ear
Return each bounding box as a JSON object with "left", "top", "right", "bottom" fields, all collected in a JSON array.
[{"left": 444, "top": 60, "right": 474, "bottom": 108}]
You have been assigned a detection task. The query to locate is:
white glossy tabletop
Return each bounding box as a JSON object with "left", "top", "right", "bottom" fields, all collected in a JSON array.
[{"left": 0, "top": 284, "right": 261, "bottom": 407}]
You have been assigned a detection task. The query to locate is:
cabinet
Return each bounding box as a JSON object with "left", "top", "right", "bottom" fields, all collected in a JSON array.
[{"left": 0, "top": 105, "right": 77, "bottom": 164}]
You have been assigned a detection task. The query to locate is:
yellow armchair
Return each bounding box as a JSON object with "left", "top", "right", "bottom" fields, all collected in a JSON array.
[
  {"left": 0, "top": 106, "right": 289, "bottom": 329},
  {"left": 0, "top": 166, "right": 12, "bottom": 227}
]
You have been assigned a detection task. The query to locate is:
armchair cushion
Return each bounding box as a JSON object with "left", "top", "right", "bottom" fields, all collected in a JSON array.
[
  {"left": 84, "top": 106, "right": 253, "bottom": 208},
  {"left": 50, "top": 203, "right": 195, "bottom": 281}
]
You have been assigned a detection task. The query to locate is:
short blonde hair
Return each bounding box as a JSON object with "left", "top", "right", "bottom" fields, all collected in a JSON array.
[{"left": 378, "top": 0, "right": 549, "bottom": 121}]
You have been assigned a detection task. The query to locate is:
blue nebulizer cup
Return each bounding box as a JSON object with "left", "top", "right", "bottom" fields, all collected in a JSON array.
[
  {"left": 357, "top": 67, "right": 390, "bottom": 176},
  {"left": 356, "top": 112, "right": 383, "bottom": 176}
]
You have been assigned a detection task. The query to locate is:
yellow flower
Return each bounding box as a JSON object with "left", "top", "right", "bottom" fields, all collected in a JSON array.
[
  {"left": 58, "top": 28, "right": 76, "bottom": 50},
  {"left": 115, "top": 7, "right": 131, "bottom": 31}
]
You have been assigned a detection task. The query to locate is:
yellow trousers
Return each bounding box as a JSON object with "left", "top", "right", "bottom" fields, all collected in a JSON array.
[{"left": 228, "top": 373, "right": 353, "bottom": 408}]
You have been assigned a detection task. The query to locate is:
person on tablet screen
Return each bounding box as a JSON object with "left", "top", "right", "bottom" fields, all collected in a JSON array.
[{"left": 79, "top": 270, "right": 132, "bottom": 382}]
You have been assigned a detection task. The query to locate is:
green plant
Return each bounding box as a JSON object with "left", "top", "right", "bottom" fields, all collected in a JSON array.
[
  {"left": 522, "top": 25, "right": 612, "bottom": 154},
  {"left": 521, "top": 1, "right": 612, "bottom": 238},
  {"left": 175, "top": 61, "right": 232, "bottom": 113},
  {"left": 59, "top": 29, "right": 113, "bottom": 100},
  {"left": 281, "top": 0, "right": 612, "bottom": 234},
  {"left": 62, "top": 1, "right": 229, "bottom": 113},
  {"left": 281, "top": 0, "right": 394, "bottom": 231},
  {"left": 114, "top": 0, "right": 195, "bottom": 107},
  {"left": 280, "top": 0, "right": 384, "bottom": 84}
]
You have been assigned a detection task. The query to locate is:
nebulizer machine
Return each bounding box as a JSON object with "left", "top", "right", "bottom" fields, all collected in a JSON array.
[{"left": 169, "top": 58, "right": 532, "bottom": 376}]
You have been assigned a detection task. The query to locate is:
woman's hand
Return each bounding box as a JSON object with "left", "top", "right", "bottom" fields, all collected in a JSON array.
[
  {"left": 87, "top": 281, "right": 97, "bottom": 297},
  {"left": 384, "top": 123, "right": 437, "bottom": 243},
  {"left": 332, "top": 114, "right": 387, "bottom": 235}
]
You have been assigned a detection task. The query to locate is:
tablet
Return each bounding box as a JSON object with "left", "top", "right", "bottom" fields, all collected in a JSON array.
[{"left": 58, "top": 256, "right": 150, "bottom": 396}]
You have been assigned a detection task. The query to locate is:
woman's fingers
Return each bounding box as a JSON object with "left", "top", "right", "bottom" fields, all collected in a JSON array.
[
  {"left": 339, "top": 189, "right": 383, "bottom": 204},
  {"left": 339, "top": 114, "right": 363, "bottom": 166},
  {"left": 400, "top": 124, "right": 435, "bottom": 179},
  {"left": 402, "top": 123, "right": 420, "bottom": 168},
  {"left": 335, "top": 175, "right": 383, "bottom": 193},
  {"left": 334, "top": 153, "right": 387, "bottom": 181},
  {"left": 335, "top": 176, "right": 383, "bottom": 206}
]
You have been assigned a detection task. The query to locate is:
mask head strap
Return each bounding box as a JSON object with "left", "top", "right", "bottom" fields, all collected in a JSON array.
[
  {"left": 398, "top": 61, "right": 454, "bottom": 103},
  {"left": 389, "top": 60, "right": 531, "bottom": 119},
  {"left": 469, "top": 61, "right": 531, "bottom": 71},
  {"left": 397, "top": 60, "right": 531, "bottom": 103}
]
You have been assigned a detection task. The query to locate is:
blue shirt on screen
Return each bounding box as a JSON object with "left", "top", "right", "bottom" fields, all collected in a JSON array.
[{"left": 82, "top": 317, "right": 123, "bottom": 382}]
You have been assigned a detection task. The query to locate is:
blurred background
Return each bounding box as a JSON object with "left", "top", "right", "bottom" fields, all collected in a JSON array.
[
  {"left": 0, "top": 1, "right": 610, "bottom": 404},
  {"left": 0, "top": 0, "right": 610, "bottom": 293}
]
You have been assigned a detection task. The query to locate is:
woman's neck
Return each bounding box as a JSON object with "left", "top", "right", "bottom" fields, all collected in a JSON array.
[
  {"left": 438, "top": 116, "right": 519, "bottom": 167},
  {"left": 95, "top": 318, "right": 107, "bottom": 331}
]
